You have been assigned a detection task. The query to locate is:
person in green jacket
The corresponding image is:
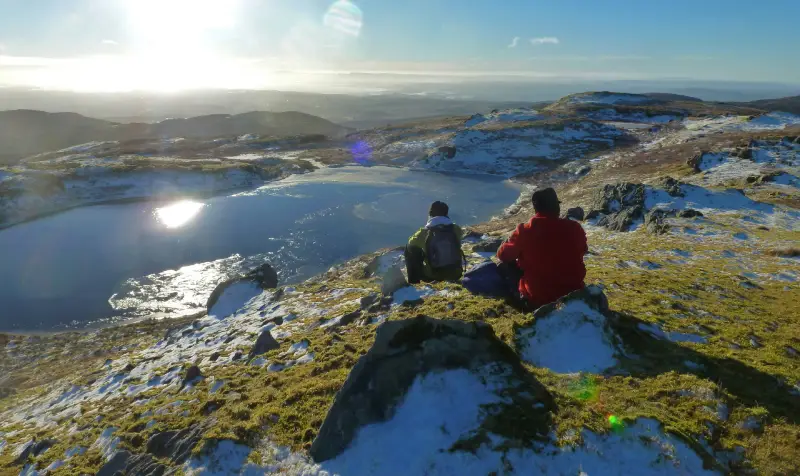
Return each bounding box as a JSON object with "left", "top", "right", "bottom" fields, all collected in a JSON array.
[{"left": 405, "top": 201, "right": 465, "bottom": 284}]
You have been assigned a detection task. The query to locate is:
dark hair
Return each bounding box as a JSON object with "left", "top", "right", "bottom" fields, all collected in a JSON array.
[
  {"left": 429, "top": 201, "right": 449, "bottom": 217},
  {"left": 531, "top": 188, "right": 561, "bottom": 214}
]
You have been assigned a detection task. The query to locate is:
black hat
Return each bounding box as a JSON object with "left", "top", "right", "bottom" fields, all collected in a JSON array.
[
  {"left": 429, "top": 201, "right": 449, "bottom": 217},
  {"left": 531, "top": 188, "right": 560, "bottom": 211}
]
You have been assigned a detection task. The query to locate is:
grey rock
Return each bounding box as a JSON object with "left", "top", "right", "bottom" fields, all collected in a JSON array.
[
  {"left": 31, "top": 438, "right": 56, "bottom": 456},
  {"left": 644, "top": 209, "right": 671, "bottom": 235},
  {"left": 246, "top": 262, "right": 279, "bottom": 289},
  {"left": 438, "top": 146, "right": 457, "bottom": 159},
  {"left": 575, "top": 165, "right": 591, "bottom": 176},
  {"left": 146, "top": 425, "right": 205, "bottom": 463},
  {"left": 565, "top": 207, "right": 585, "bottom": 221},
  {"left": 381, "top": 264, "right": 407, "bottom": 297},
  {"left": 183, "top": 365, "right": 202, "bottom": 384},
  {"left": 677, "top": 209, "right": 704, "bottom": 218},
  {"left": 473, "top": 237, "right": 504, "bottom": 253},
  {"left": 654, "top": 177, "right": 685, "bottom": 197},
  {"left": 687, "top": 151, "right": 709, "bottom": 172},
  {"left": 98, "top": 450, "right": 168, "bottom": 476},
  {"left": 249, "top": 330, "right": 279, "bottom": 358},
  {"left": 592, "top": 182, "right": 646, "bottom": 214},
  {"left": 359, "top": 293, "right": 379, "bottom": 310},
  {"left": 326, "top": 310, "right": 362, "bottom": 331},
  {"left": 597, "top": 205, "right": 643, "bottom": 232},
  {"left": 310, "top": 316, "right": 554, "bottom": 462},
  {"left": 11, "top": 439, "right": 35, "bottom": 466}
]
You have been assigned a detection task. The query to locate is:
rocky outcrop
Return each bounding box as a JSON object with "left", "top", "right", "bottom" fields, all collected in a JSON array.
[
  {"left": 687, "top": 151, "right": 709, "bottom": 172},
  {"left": 589, "top": 182, "right": 646, "bottom": 231},
  {"left": 438, "top": 146, "right": 457, "bottom": 159},
  {"left": 310, "top": 315, "right": 554, "bottom": 462},
  {"left": 98, "top": 424, "right": 207, "bottom": 476},
  {"left": 645, "top": 209, "right": 670, "bottom": 235},
  {"left": 677, "top": 209, "right": 704, "bottom": 218},
  {"left": 206, "top": 263, "right": 278, "bottom": 313},
  {"left": 98, "top": 451, "right": 167, "bottom": 476}
]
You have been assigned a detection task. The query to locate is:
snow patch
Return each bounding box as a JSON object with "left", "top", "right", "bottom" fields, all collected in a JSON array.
[
  {"left": 208, "top": 281, "right": 264, "bottom": 319},
  {"left": 518, "top": 301, "right": 619, "bottom": 373},
  {"left": 93, "top": 427, "right": 120, "bottom": 461},
  {"left": 392, "top": 286, "right": 436, "bottom": 305},
  {"left": 639, "top": 323, "right": 709, "bottom": 344}
]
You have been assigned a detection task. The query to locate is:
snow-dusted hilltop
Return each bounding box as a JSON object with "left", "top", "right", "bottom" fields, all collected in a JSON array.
[{"left": 1, "top": 91, "right": 799, "bottom": 475}]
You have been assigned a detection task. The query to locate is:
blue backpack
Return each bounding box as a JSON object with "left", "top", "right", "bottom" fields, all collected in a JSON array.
[{"left": 461, "top": 262, "right": 508, "bottom": 298}]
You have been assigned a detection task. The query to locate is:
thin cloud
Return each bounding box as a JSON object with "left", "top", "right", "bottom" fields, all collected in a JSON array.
[
  {"left": 597, "top": 55, "right": 651, "bottom": 61},
  {"left": 530, "top": 37, "right": 559, "bottom": 45},
  {"left": 507, "top": 37, "right": 521, "bottom": 48},
  {"left": 674, "top": 55, "right": 715, "bottom": 61},
  {"left": 101, "top": 39, "right": 119, "bottom": 46}
]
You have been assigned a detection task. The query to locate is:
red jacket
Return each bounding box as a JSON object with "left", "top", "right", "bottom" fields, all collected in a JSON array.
[{"left": 497, "top": 213, "right": 588, "bottom": 308}]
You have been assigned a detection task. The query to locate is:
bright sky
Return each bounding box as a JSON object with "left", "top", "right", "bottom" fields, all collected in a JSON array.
[{"left": 1, "top": 0, "right": 799, "bottom": 91}]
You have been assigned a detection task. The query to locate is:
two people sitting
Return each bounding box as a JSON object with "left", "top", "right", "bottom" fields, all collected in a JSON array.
[{"left": 405, "top": 188, "right": 587, "bottom": 310}]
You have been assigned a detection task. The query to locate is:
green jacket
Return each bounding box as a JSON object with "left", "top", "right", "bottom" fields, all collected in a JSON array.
[{"left": 407, "top": 219, "right": 465, "bottom": 282}]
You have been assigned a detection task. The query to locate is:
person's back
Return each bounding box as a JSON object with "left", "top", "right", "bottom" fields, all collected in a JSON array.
[
  {"left": 497, "top": 188, "right": 587, "bottom": 308},
  {"left": 406, "top": 201, "right": 464, "bottom": 283}
]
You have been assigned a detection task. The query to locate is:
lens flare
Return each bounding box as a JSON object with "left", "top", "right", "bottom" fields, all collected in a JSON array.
[
  {"left": 324, "top": 0, "right": 363, "bottom": 37},
  {"left": 351, "top": 140, "right": 372, "bottom": 164},
  {"left": 608, "top": 414, "right": 625, "bottom": 432},
  {"left": 155, "top": 200, "right": 204, "bottom": 228}
]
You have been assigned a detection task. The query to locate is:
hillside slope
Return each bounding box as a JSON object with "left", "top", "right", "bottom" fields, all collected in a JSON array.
[
  {"left": 1, "top": 91, "right": 799, "bottom": 475},
  {"left": 0, "top": 110, "right": 352, "bottom": 165},
  {"left": 734, "top": 95, "right": 800, "bottom": 115}
]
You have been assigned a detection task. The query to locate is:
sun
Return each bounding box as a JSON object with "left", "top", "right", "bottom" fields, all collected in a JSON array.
[{"left": 119, "top": 0, "right": 242, "bottom": 91}]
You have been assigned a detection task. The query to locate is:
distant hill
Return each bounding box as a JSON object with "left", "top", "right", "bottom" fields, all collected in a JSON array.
[
  {"left": 733, "top": 95, "right": 800, "bottom": 115},
  {"left": 643, "top": 93, "right": 703, "bottom": 102},
  {"left": 0, "top": 110, "right": 352, "bottom": 164}
]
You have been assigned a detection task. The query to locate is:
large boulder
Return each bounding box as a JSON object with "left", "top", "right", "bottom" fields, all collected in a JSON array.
[
  {"left": 380, "top": 264, "right": 407, "bottom": 296},
  {"left": 310, "top": 316, "right": 554, "bottom": 462},
  {"left": 518, "top": 286, "right": 622, "bottom": 374},
  {"left": 206, "top": 263, "right": 278, "bottom": 314}
]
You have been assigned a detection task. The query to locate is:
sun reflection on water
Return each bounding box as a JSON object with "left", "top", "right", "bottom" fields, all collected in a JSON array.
[{"left": 155, "top": 200, "right": 204, "bottom": 228}]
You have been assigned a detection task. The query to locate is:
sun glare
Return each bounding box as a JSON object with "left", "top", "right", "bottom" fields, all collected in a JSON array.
[{"left": 155, "top": 200, "right": 204, "bottom": 228}]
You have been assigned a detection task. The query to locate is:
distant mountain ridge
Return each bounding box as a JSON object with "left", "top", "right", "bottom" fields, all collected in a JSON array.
[
  {"left": 733, "top": 95, "right": 800, "bottom": 115},
  {"left": 0, "top": 110, "right": 352, "bottom": 164}
]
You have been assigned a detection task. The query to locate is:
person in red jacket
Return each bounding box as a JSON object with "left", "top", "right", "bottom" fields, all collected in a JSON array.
[{"left": 496, "top": 188, "right": 588, "bottom": 309}]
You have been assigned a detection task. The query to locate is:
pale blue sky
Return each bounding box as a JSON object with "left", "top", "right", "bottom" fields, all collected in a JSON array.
[{"left": 1, "top": 0, "right": 798, "bottom": 90}]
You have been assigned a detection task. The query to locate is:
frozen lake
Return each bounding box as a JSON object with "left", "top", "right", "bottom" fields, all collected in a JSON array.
[{"left": 0, "top": 166, "right": 521, "bottom": 331}]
